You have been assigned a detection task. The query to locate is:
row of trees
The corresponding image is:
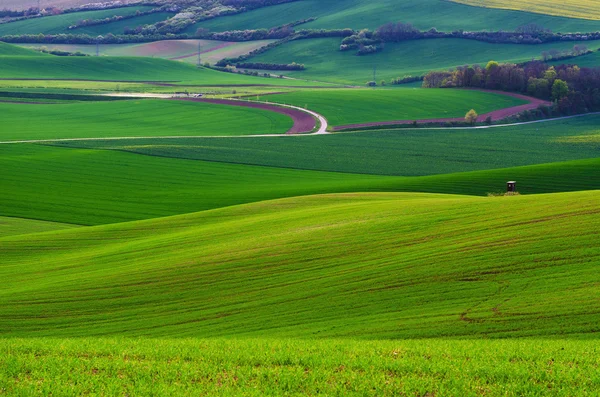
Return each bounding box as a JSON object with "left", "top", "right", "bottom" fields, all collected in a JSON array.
[{"left": 424, "top": 61, "right": 600, "bottom": 116}]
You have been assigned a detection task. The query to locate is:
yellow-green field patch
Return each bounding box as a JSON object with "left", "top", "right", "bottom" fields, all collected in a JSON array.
[{"left": 450, "top": 0, "right": 600, "bottom": 20}]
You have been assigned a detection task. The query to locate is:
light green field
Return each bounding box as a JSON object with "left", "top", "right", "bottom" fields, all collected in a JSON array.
[
  {"left": 451, "top": 0, "right": 600, "bottom": 21},
  {"left": 1, "top": 190, "right": 599, "bottom": 338},
  {"left": 0, "top": 100, "right": 293, "bottom": 141},
  {"left": 0, "top": 6, "right": 155, "bottom": 35},
  {"left": 0, "top": 55, "right": 326, "bottom": 85},
  {"left": 63, "top": 114, "right": 600, "bottom": 176},
  {"left": 257, "top": 88, "right": 527, "bottom": 126},
  {"left": 2, "top": 338, "right": 599, "bottom": 396},
  {"left": 248, "top": 38, "right": 600, "bottom": 84},
  {"left": 0, "top": 215, "right": 78, "bottom": 237},
  {"left": 189, "top": 0, "right": 600, "bottom": 33},
  {"left": 70, "top": 12, "right": 175, "bottom": 36}
]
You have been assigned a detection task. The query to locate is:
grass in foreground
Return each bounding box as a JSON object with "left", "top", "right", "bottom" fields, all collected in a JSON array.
[
  {"left": 1, "top": 338, "right": 599, "bottom": 396},
  {"left": 0, "top": 99, "right": 293, "bottom": 141},
  {"left": 256, "top": 88, "right": 526, "bottom": 126},
  {"left": 248, "top": 38, "right": 600, "bottom": 84},
  {"left": 0, "top": 191, "right": 599, "bottom": 338}
]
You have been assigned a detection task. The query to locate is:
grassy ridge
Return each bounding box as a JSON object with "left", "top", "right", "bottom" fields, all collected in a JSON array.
[
  {"left": 0, "top": 6, "right": 155, "bottom": 35},
  {"left": 0, "top": 56, "right": 321, "bottom": 85},
  {"left": 248, "top": 38, "right": 600, "bottom": 84},
  {"left": 189, "top": 0, "right": 600, "bottom": 33},
  {"left": 0, "top": 42, "right": 45, "bottom": 56},
  {"left": 61, "top": 114, "right": 600, "bottom": 176},
  {"left": 0, "top": 216, "right": 78, "bottom": 237},
  {"left": 0, "top": 144, "right": 394, "bottom": 225},
  {"left": 451, "top": 0, "right": 600, "bottom": 20},
  {"left": 72, "top": 12, "right": 175, "bottom": 36},
  {"left": 549, "top": 52, "right": 600, "bottom": 69},
  {"left": 0, "top": 100, "right": 293, "bottom": 141},
  {"left": 257, "top": 88, "right": 527, "bottom": 126},
  {"left": 2, "top": 338, "right": 599, "bottom": 396},
  {"left": 1, "top": 191, "right": 599, "bottom": 338},
  {"left": 2, "top": 143, "right": 600, "bottom": 225}
]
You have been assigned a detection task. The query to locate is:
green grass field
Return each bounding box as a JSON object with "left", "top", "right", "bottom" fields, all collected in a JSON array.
[
  {"left": 0, "top": 100, "right": 293, "bottom": 141},
  {"left": 256, "top": 88, "right": 527, "bottom": 126},
  {"left": 2, "top": 144, "right": 599, "bottom": 226},
  {"left": 247, "top": 38, "right": 600, "bottom": 84},
  {"left": 1, "top": 190, "right": 599, "bottom": 339},
  {"left": 549, "top": 51, "right": 600, "bottom": 69},
  {"left": 71, "top": 12, "right": 175, "bottom": 36},
  {"left": 2, "top": 338, "right": 599, "bottom": 396},
  {"left": 61, "top": 114, "right": 600, "bottom": 176},
  {"left": 189, "top": 0, "right": 600, "bottom": 33},
  {"left": 0, "top": 215, "right": 78, "bottom": 237},
  {"left": 0, "top": 55, "right": 325, "bottom": 85},
  {"left": 0, "top": 6, "right": 155, "bottom": 36},
  {"left": 0, "top": 41, "right": 45, "bottom": 56}
]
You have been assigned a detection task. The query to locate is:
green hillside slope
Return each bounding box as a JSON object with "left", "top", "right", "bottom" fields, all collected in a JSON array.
[
  {"left": 0, "top": 100, "right": 293, "bottom": 141},
  {"left": 0, "top": 41, "right": 45, "bottom": 56},
  {"left": 255, "top": 88, "right": 526, "bottom": 126},
  {"left": 189, "top": 0, "right": 600, "bottom": 33},
  {"left": 63, "top": 114, "right": 600, "bottom": 176},
  {"left": 0, "top": 55, "right": 329, "bottom": 85},
  {"left": 0, "top": 6, "right": 154, "bottom": 35},
  {"left": 247, "top": 38, "right": 600, "bottom": 84},
  {"left": 1, "top": 191, "right": 599, "bottom": 338}
]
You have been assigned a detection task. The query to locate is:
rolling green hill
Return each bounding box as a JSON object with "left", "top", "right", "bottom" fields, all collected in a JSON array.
[
  {"left": 1, "top": 190, "right": 599, "bottom": 338},
  {"left": 189, "top": 0, "right": 600, "bottom": 33},
  {"left": 71, "top": 12, "right": 175, "bottom": 36},
  {"left": 0, "top": 216, "right": 78, "bottom": 237},
  {"left": 256, "top": 88, "right": 527, "bottom": 126},
  {"left": 2, "top": 142, "right": 599, "bottom": 226},
  {"left": 0, "top": 55, "right": 322, "bottom": 85},
  {"left": 247, "top": 37, "right": 600, "bottom": 84},
  {"left": 0, "top": 41, "right": 45, "bottom": 56},
  {"left": 0, "top": 100, "right": 293, "bottom": 141},
  {"left": 62, "top": 114, "right": 600, "bottom": 176},
  {"left": 549, "top": 51, "right": 600, "bottom": 69},
  {"left": 0, "top": 6, "right": 155, "bottom": 35}
]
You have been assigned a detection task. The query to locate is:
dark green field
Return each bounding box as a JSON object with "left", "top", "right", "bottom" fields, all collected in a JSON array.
[{"left": 247, "top": 38, "right": 600, "bottom": 84}]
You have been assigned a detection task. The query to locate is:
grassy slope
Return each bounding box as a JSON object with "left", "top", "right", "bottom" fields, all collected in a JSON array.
[
  {"left": 190, "top": 0, "right": 600, "bottom": 33},
  {"left": 2, "top": 144, "right": 600, "bottom": 226},
  {"left": 0, "top": 144, "right": 395, "bottom": 225},
  {"left": 1, "top": 190, "right": 599, "bottom": 338},
  {"left": 451, "top": 0, "right": 600, "bottom": 21},
  {"left": 248, "top": 38, "right": 600, "bottom": 84},
  {"left": 0, "top": 100, "right": 293, "bottom": 141},
  {"left": 549, "top": 52, "right": 600, "bottom": 69},
  {"left": 0, "top": 6, "right": 154, "bottom": 35},
  {"left": 0, "top": 55, "right": 330, "bottom": 86},
  {"left": 257, "top": 88, "right": 527, "bottom": 126},
  {"left": 0, "top": 41, "right": 45, "bottom": 56},
  {"left": 63, "top": 114, "right": 600, "bottom": 176},
  {"left": 2, "top": 338, "right": 599, "bottom": 396},
  {"left": 72, "top": 12, "right": 175, "bottom": 36},
  {"left": 0, "top": 216, "right": 77, "bottom": 237}
]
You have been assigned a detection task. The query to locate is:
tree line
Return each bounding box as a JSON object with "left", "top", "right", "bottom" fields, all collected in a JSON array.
[{"left": 423, "top": 61, "right": 600, "bottom": 116}]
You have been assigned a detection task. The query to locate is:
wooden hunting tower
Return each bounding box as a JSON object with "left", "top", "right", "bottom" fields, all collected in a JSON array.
[{"left": 507, "top": 181, "right": 516, "bottom": 193}]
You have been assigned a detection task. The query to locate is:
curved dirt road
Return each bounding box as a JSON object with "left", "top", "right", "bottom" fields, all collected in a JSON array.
[
  {"left": 177, "top": 97, "right": 327, "bottom": 134},
  {"left": 333, "top": 91, "right": 552, "bottom": 131}
]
